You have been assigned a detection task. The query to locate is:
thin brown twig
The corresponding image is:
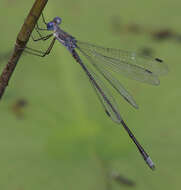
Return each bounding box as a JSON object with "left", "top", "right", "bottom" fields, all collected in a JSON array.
[{"left": 0, "top": 0, "right": 48, "bottom": 100}]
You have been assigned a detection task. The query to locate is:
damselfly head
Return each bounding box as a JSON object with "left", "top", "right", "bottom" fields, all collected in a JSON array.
[
  {"left": 46, "top": 22, "right": 54, "bottom": 31},
  {"left": 53, "top": 17, "right": 62, "bottom": 25}
]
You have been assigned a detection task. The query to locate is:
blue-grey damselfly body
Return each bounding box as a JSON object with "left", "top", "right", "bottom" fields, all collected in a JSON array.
[{"left": 27, "top": 15, "right": 168, "bottom": 170}]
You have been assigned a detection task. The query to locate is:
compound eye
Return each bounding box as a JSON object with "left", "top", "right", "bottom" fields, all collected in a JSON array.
[
  {"left": 53, "top": 17, "right": 62, "bottom": 25},
  {"left": 46, "top": 22, "right": 54, "bottom": 30}
]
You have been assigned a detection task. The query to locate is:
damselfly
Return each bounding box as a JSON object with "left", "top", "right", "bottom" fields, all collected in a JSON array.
[{"left": 25, "top": 15, "right": 168, "bottom": 170}]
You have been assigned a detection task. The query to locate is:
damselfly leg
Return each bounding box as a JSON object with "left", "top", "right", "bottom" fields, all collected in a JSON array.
[{"left": 22, "top": 14, "right": 56, "bottom": 57}]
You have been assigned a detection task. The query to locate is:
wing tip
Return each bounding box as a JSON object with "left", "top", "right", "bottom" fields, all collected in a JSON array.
[
  {"left": 134, "top": 104, "right": 139, "bottom": 109},
  {"left": 155, "top": 58, "right": 163, "bottom": 62}
]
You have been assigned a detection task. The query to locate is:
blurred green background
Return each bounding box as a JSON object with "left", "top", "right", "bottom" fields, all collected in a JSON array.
[{"left": 0, "top": 0, "right": 180, "bottom": 189}]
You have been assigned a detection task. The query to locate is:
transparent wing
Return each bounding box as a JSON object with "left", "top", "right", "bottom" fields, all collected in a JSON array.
[
  {"left": 74, "top": 51, "right": 122, "bottom": 123},
  {"left": 76, "top": 41, "right": 168, "bottom": 85},
  {"left": 78, "top": 47, "right": 138, "bottom": 109},
  {"left": 88, "top": 71, "right": 122, "bottom": 123},
  {"left": 72, "top": 49, "right": 155, "bottom": 170}
]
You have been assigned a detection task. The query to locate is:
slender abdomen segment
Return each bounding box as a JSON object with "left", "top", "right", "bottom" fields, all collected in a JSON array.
[{"left": 72, "top": 49, "right": 81, "bottom": 63}]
